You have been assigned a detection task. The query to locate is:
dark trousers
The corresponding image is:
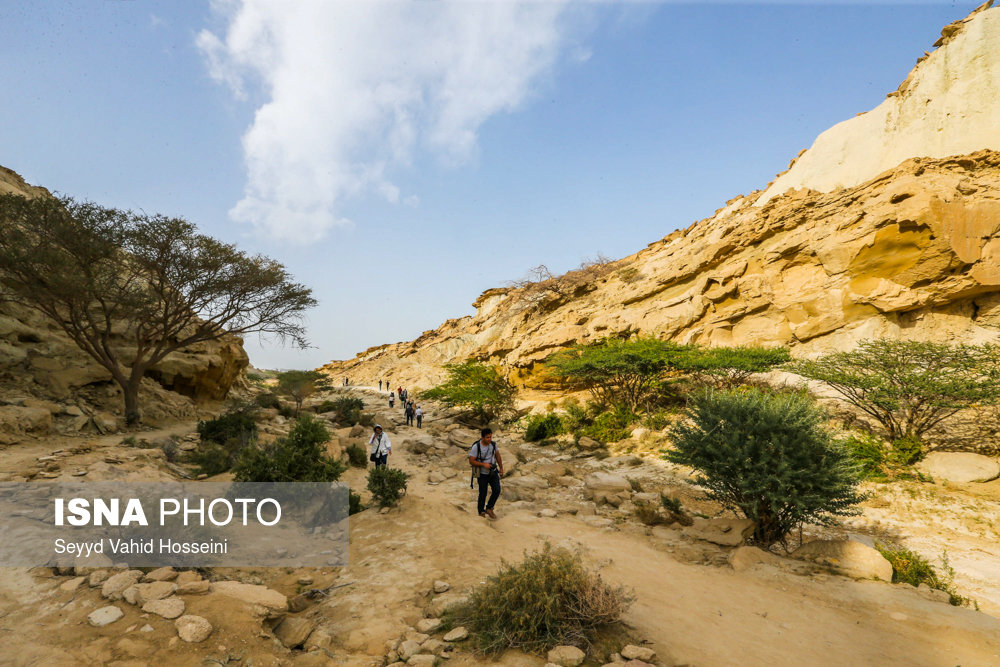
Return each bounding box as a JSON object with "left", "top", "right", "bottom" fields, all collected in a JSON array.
[
  {"left": 374, "top": 454, "right": 388, "bottom": 468},
  {"left": 416, "top": 416, "right": 422, "bottom": 428},
  {"left": 405, "top": 414, "right": 413, "bottom": 425},
  {"left": 477, "top": 471, "right": 501, "bottom": 514}
]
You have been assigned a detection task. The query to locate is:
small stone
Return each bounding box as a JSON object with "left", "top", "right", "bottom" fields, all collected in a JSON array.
[
  {"left": 297, "top": 576, "right": 314, "bottom": 586},
  {"left": 407, "top": 656, "right": 436, "bottom": 666},
  {"left": 547, "top": 645, "right": 586, "bottom": 667},
  {"left": 890, "top": 612, "right": 908, "bottom": 621},
  {"left": 142, "top": 597, "right": 185, "bottom": 619},
  {"left": 88, "top": 570, "right": 111, "bottom": 587},
  {"left": 175, "top": 615, "right": 213, "bottom": 643},
  {"left": 140, "top": 624, "right": 154, "bottom": 633},
  {"left": 274, "top": 616, "right": 317, "bottom": 649},
  {"left": 59, "top": 576, "right": 86, "bottom": 592},
  {"left": 443, "top": 627, "right": 468, "bottom": 642},
  {"left": 397, "top": 639, "right": 422, "bottom": 661},
  {"left": 432, "top": 580, "right": 450, "bottom": 593},
  {"left": 176, "top": 580, "right": 211, "bottom": 595},
  {"left": 539, "top": 509, "right": 558, "bottom": 518},
  {"left": 88, "top": 606, "right": 124, "bottom": 627},
  {"left": 621, "top": 645, "right": 656, "bottom": 662},
  {"left": 101, "top": 570, "right": 143, "bottom": 600},
  {"left": 142, "top": 567, "right": 177, "bottom": 582},
  {"left": 416, "top": 618, "right": 442, "bottom": 633}
]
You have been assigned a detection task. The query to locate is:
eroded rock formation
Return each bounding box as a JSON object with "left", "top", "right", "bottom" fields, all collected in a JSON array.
[{"left": 322, "top": 4, "right": 1000, "bottom": 390}]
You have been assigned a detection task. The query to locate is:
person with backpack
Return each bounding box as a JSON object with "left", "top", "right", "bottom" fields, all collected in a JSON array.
[
  {"left": 415, "top": 405, "right": 423, "bottom": 428},
  {"left": 468, "top": 428, "right": 504, "bottom": 519},
  {"left": 404, "top": 402, "right": 414, "bottom": 426},
  {"left": 369, "top": 424, "right": 391, "bottom": 467},
  {"left": 389, "top": 392, "right": 395, "bottom": 408}
]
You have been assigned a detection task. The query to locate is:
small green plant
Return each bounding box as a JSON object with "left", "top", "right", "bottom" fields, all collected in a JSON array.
[
  {"left": 660, "top": 494, "right": 683, "bottom": 514},
  {"left": 254, "top": 392, "right": 282, "bottom": 410},
  {"left": 841, "top": 432, "right": 889, "bottom": 481},
  {"left": 617, "top": 267, "right": 643, "bottom": 283},
  {"left": 875, "top": 543, "right": 973, "bottom": 607},
  {"left": 198, "top": 405, "right": 258, "bottom": 448},
  {"left": 641, "top": 408, "right": 674, "bottom": 431},
  {"left": 666, "top": 389, "right": 865, "bottom": 547},
  {"left": 524, "top": 413, "right": 564, "bottom": 442},
  {"left": 366, "top": 466, "right": 408, "bottom": 507},
  {"left": 346, "top": 443, "right": 368, "bottom": 467},
  {"left": 232, "top": 414, "right": 345, "bottom": 482},
  {"left": 121, "top": 435, "right": 138, "bottom": 447},
  {"left": 317, "top": 396, "right": 365, "bottom": 424},
  {"left": 627, "top": 478, "right": 643, "bottom": 492},
  {"left": 579, "top": 405, "right": 635, "bottom": 444},
  {"left": 349, "top": 490, "right": 364, "bottom": 515},
  {"left": 445, "top": 543, "right": 631, "bottom": 655},
  {"left": 888, "top": 435, "right": 924, "bottom": 466}
]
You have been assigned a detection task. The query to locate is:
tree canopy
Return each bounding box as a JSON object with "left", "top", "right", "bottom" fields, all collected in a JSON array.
[
  {"left": 422, "top": 359, "right": 517, "bottom": 423},
  {"left": 0, "top": 194, "right": 316, "bottom": 423}
]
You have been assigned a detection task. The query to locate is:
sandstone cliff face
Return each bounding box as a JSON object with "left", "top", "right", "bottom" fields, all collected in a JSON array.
[
  {"left": 0, "top": 166, "right": 249, "bottom": 425},
  {"left": 321, "top": 5, "right": 1000, "bottom": 391}
]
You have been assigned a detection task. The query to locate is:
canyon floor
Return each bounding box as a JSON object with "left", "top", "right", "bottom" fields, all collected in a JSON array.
[{"left": 1, "top": 387, "right": 999, "bottom": 667}]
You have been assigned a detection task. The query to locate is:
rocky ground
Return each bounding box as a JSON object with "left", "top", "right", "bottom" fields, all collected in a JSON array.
[{"left": 1, "top": 387, "right": 999, "bottom": 666}]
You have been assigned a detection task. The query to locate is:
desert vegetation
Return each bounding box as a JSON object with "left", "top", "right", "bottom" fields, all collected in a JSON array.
[{"left": 422, "top": 359, "right": 517, "bottom": 423}]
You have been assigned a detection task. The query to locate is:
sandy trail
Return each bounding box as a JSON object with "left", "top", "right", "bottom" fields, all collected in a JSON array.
[{"left": 344, "top": 411, "right": 1000, "bottom": 667}]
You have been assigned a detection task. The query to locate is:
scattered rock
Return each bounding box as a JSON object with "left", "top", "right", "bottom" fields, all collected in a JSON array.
[
  {"left": 729, "top": 546, "right": 787, "bottom": 572},
  {"left": 59, "top": 576, "right": 86, "bottom": 592},
  {"left": 176, "top": 579, "right": 211, "bottom": 595},
  {"left": 88, "top": 605, "right": 124, "bottom": 627},
  {"left": 584, "top": 472, "right": 631, "bottom": 506},
  {"left": 427, "top": 593, "right": 467, "bottom": 617},
  {"left": 539, "top": 508, "right": 558, "bottom": 518},
  {"left": 621, "top": 644, "right": 656, "bottom": 662},
  {"left": 432, "top": 580, "right": 450, "bottom": 594},
  {"left": 917, "top": 452, "right": 1000, "bottom": 483},
  {"left": 101, "top": 570, "right": 143, "bottom": 600},
  {"left": 274, "top": 616, "right": 317, "bottom": 649},
  {"left": 681, "top": 517, "right": 756, "bottom": 547},
  {"left": 142, "top": 597, "right": 185, "bottom": 619},
  {"left": 134, "top": 581, "right": 177, "bottom": 604},
  {"left": 416, "top": 618, "right": 442, "bottom": 633},
  {"left": 396, "top": 639, "right": 422, "bottom": 661},
  {"left": 577, "top": 436, "right": 602, "bottom": 450},
  {"left": 443, "top": 627, "right": 468, "bottom": 642},
  {"left": 210, "top": 580, "right": 288, "bottom": 610},
  {"left": 88, "top": 570, "right": 111, "bottom": 587},
  {"left": 175, "top": 615, "right": 213, "bottom": 643},
  {"left": 407, "top": 656, "right": 437, "bottom": 666},
  {"left": 142, "top": 567, "right": 177, "bottom": 582},
  {"left": 792, "top": 539, "right": 893, "bottom": 582},
  {"left": 547, "top": 645, "right": 586, "bottom": 667}
]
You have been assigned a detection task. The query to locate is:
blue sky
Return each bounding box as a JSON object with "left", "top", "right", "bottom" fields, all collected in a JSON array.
[{"left": 0, "top": 1, "right": 980, "bottom": 369}]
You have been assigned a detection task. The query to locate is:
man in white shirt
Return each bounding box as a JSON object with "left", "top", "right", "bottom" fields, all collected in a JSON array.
[{"left": 468, "top": 428, "right": 504, "bottom": 519}]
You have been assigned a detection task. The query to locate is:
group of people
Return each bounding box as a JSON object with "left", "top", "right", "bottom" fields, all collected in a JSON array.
[{"left": 366, "top": 419, "right": 503, "bottom": 520}]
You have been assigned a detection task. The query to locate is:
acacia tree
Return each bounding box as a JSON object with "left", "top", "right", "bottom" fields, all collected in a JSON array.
[
  {"left": 422, "top": 359, "right": 517, "bottom": 423},
  {"left": 546, "top": 337, "right": 690, "bottom": 412},
  {"left": 276, "top": 370, "right": 331, "bottom": 417},
  {"left": 787, "top": 339, "right": 1000, "bottom": 441},
  {"left": 0, "top": 194, "right": 316, "bottom": 424}
]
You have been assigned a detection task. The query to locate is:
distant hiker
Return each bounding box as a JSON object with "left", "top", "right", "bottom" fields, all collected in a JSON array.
[
  {"left": 416, "top": 405, "right": 423, "bottom": 428},
  {"left": 379, "top": 380, "right": 383, "bottom": 390},
  {"left": 404, "top": 402, "right": 415, "bottom": 426},
  {"left": 469, "top": 428, "right": 504, "bottom": 520},
  {"left": 389, "top": 392, "right": 395, "bottom": 408},
  {"left": 369, "top": 425, "right": 391, "bottom": 467}
]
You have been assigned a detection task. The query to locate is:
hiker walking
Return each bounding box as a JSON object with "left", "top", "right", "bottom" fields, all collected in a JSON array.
[
  {"left": 369, "top": 425, "right": 391, "bottom": 467},
  {"left": 404, "top": 402, "right": 414, "bottom": 426},
  {"left": 469, "top": 428, "right": 503, "bottom": 519},
  {"left": 379, "top": 379, "right": 383, "bottom": 391},
  {"left": 389, "top": 392, "right": 395, "bottom": 408},
  {"left": 415, "top": 405, "right": 423, "bottom": 428}
]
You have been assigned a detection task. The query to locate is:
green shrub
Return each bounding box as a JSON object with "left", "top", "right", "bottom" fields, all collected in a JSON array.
[
  {"left": 254, "top": 392, "right": 282, "bottom": 410},
  {"left": 445, "top": 544, "right": 630, "bottom": 655},
  {"left": 633, "top": 501, "right": 665, "bottom": 526},
  {"left": 579, "top": 406, "right": 635, "bottom": 444},
  {"left": 189, "top": 443, "right": 234, "bottom": 476},
  {"left": 422, "top": 359, "right": 517, "bottom": 423},
  {"left": 875, "top": 543, "right": 972, "bottom": 607},
  {"left": 660, "top": 494, "right": 683, "bottom": 514},
  {"left": 641, "top": 408, "right": 674, "bottom": 431},
  {"left": 318, "top": 397, "right": 365, "bottom": 424},
  {"left": 366, "top": 466, "right": 408, "bottom": 507},
  {"left": 559, "top": 398, "right": 591, "bottom": 433},
  {"left": 524, "top": 413, "right": 564, "bottom": 441},
  {"left": 346, "top": 443, "right": 368, "bottom": 467},
  {"left": 275, "top": 369, "right": 332, "bottom": 417},
  {"left": 666, "top": 389, "right": 865, "bottom": 547},
  {"left": 232, "top": 414, "right": 345, "bottom": 483},
  {"left": 888, "top": 436, "right": 924, "bottom": 466},
  {"left": 841, "top": 432, "right": 889, "bottom": 481},
  {"left": 197, "top": 406, "right": 258, "bottom": 448},
  {"left": 349, "top": 490, "right": 364, "bottom": 515},
  {"left": 278, "top": 404, "right": 296, "bottom": 419}
]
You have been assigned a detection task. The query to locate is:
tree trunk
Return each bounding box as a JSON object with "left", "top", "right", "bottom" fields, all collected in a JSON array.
[{"left": 123, "top": 377, "right": 142, "bottom": 425}]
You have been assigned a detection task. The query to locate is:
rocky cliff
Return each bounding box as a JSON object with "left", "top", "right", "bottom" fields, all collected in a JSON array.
[
  {"left": 322, "top": 4, "right": 1000, "bottom": 390},
  {"left": 0, "top": 166, "right": 249, "bottom": 432}
]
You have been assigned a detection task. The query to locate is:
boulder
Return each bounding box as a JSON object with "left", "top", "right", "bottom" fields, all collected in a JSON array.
[
  {"left": 433, "top": 580, "right": 450, "bottom": 593},
  {"left": 443, "top": 626, "right": 468, "bottom": 642},
  {"left": 59, "top": 576, "right": 86, "bottom": 592},
  {"left": 681, "top": 518, "right": 756, "bottom": 547},
  {"left": 729, "top": 546, "right": 787, "bottom": 572},
  {"left": 0, "top": 405, "right": 52, "bottom": 434},
  {"left": 175, "top": 615, "right": 213, "bottom": 643},
  {"left": 583, "top": 472, "right": 631, "bottom": 506},
  {"left": 416, "top": 618, "right": 442, "bottom": 633},
  {"left": 88, "top": 605, "right": 124, "bottom": 627},
  {"left": 577, "top": 436, "right": 602, "bottom": 450},
  {"left": 547, "top": 645, "right": 586, "bottom": 667},
  {"left": 274, "top": 616, "right": 317, "bottom": 648},
  {"left": 142, "top": 597, "right": 185, "bottom": 619},
  {"left": 396, "top": 639, "right": 422, "bottom": 661},
  {"left": 791, "top": 539, "right": 893, "bottom": 582},
  {"left": 448, "top": 429, "right": 479, "bottom": 448},
  {"left": 408, "top": 435, "right": 435, "bottom": 455},
  {"left": 210, "top": 580, "right": 288, "bottom": 610},
  {"left": 134, "top": 581, "right": 177, "bottom": 604},
  {"left": 917, "top": 452, "right": 1000, "bottom": 483},
  {"left": 427, "top": 593, "right": 468, "bottom": 617},
  {"left": 142, "top": 567, "right": 177, "bottom": 582}
]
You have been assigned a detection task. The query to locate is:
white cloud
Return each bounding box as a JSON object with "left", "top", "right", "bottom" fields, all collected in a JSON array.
[{"left": 199, "top": 0, "right": 580, "bottom": 241}]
